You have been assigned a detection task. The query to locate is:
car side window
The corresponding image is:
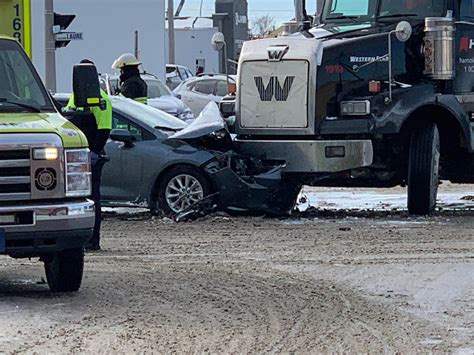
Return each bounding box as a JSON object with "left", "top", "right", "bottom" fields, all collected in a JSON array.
[
  {"left": 147, "top": 83, "right": 161, "bottom": 99},
  {"left": 216, "top": 80, "right": 228, "bottom": 97},
  {"left": 178, "top": 67, "right": 187, "bottom": 80},
  {"left": 193, "top": 80, "right": 215, "bottom": 95},
  {"left": 112, "top": 113, "right": 143, "bottom": 141},
  {"left": 186, "top": 82, "right": 195, "bottom": 91}
]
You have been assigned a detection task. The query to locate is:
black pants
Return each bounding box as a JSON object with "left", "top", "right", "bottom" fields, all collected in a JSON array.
[{"left": 89, "top": 159, "right": 106, "bottom": 247}]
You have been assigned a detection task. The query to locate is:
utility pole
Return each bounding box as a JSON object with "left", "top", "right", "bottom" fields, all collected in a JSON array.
[
  {"left": 44, "top": 0, "right": 56, "bottom": 92},
  {"left": 134, "top": 30, "right": 140, "bottom": 60},
  {"left": 167, "top": 0, "right": 175, "bottom": 64}
]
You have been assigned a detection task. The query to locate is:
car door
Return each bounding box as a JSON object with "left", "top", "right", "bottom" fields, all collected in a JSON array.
[
  {"left": 101, "top": 112, "right": 147, "bottom": 204},
  {"left": 184, "top": 79, "right": 217, "bottom": 116}
]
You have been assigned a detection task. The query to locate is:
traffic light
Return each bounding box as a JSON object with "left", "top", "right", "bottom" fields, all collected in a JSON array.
[{"left": 54, "top": 12, "right": 76, "bottom": 48}]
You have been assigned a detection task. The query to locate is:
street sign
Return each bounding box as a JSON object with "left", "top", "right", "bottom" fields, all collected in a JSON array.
[
  {"left": 55, "top": 32, "right": 83, "bottom": 41},
  {"left": 0, "top": 0, "right": 31, "bottom": 57}
]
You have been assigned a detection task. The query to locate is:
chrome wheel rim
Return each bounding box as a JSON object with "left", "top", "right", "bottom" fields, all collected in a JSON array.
[{"left": 165, "top": 174, "right": 204, "bottom": 213}]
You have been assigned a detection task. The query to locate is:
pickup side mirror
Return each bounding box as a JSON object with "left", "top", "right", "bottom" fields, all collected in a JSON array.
[
  {"left": 110, "top": 129, "right": 135, "bottom": 147},
  {"left": 73, "top": 64, "right": 101, "bottom": 108}
]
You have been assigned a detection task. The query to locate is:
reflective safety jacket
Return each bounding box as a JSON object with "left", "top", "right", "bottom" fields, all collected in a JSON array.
[
  {"left": 121, "top": 75, "right": 148, "bottom": 104},
  {"left": 65, "top": 89, "right": 112, "bottom": 154}
]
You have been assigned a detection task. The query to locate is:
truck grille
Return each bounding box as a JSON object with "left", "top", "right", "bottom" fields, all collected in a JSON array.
[{"left": 0, "top": 150, "right": 31, "bottom": 199}]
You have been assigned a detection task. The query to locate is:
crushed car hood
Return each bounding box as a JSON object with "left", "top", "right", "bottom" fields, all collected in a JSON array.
[
  {"left": 168, "top": 102, "right": 225, "bottom": 140},
  {"left": 147, "top": 95, "right": 188, "bottom": 115}
]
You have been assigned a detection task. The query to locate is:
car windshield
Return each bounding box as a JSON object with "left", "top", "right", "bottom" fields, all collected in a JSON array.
[
  {"left": 322, "top": 0, "right": 445, "bottom": 22},
  {"left": 147, "top": 79, "right": 172, "bottom": 98},
  {"left": 0, "top": 40, "right": 54, "bottom": 112},
  {"left": 111, "top": 97, "right": 187, "bottom": 131}
]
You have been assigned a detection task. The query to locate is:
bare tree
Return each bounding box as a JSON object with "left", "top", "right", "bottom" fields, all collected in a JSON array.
[{"left": 252, "top": 15, "right": 275, "bottom": 37}]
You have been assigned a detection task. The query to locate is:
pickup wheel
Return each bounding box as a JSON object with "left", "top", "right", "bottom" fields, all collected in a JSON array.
[
  {"left": 407, "top": 122, "right": 440, "bottom": 215},
  {"left": 44, "top": 248, "right": 84, "bottom": 292}
]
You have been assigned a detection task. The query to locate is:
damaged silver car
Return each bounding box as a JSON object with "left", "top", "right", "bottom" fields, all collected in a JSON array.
[
  {"left": 55, "top": 95, "right": 300, "bottom": 217},
  {"left": 167, "top": 103, "right": 302, "bottom": 217}
]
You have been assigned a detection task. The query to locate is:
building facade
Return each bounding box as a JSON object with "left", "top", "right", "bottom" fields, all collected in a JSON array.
[
  {"left": 165, "top": 17, "right": 219, "bottom": 75},
  {"left": 31, "top": 0, "right": 166, "bottom": 93}
]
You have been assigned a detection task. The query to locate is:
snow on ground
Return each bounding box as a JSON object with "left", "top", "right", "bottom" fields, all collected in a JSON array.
[
  {"left": 101, "top": 183, "right": 474, "bottom": 215},
  {"left": 299, "top": 183, "right": 474, "bottom": 212}
]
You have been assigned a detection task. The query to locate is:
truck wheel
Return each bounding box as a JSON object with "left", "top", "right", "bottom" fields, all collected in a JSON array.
[
  {"left": 44, "top": 248, "right": 84, "bottom": 292},
  {"left": 408, "top": 122, "right": 440, "bottom": 215},
  {"left": 157, "top": 166, "right": 212, "bottom": 217}
]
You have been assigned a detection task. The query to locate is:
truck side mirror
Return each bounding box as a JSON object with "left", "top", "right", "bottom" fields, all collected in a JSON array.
[
  {"left": 73, "top": 64, "right": 101, "bottom": 108},
  {"left": 395, "top": 21, "right": 412, "bottom": 42}
]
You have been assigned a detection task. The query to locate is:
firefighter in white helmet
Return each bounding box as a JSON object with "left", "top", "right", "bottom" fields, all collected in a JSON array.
[{"left": 111, "top": 53, "right": 148, "bottom": 104}]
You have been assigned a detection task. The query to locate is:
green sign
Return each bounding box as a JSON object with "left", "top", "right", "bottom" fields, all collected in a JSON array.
[{"left": 0, "top": 0, "right": 31, "bottom": 57}]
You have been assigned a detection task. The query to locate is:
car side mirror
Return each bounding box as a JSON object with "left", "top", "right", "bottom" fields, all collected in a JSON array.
[
  {"left": 110, "top": 129, "right": 135, "bottom": 147},
  {"left": 73, "top": 64, "right": 101, "bottom": 108}
]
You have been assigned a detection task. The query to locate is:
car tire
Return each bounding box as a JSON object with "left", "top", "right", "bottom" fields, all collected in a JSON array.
[
  {"left": 407, "top": 122, "right": 440, "bottom": 215},
  {"left": 157, "top": 166, "right": 212, "bottom": 217},
  {"left": 44, "top": 248, "right": 84, "bottom": 292}
]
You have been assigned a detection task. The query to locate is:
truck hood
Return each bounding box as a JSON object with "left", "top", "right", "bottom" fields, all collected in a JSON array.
[
  {"left": 309, "top": 23, "right": 373, "bottom": 39},
  {"left": 0, "top": 112, "right": 88, "bottom": 148}
]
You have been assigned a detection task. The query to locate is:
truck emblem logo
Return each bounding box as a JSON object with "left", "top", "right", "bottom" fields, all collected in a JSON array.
[
  {"left": 254, "top": 76, "right": 295, "bottom": 102},
  {"left": 267, "top": 45, "right": 289, "bottom": 62}
]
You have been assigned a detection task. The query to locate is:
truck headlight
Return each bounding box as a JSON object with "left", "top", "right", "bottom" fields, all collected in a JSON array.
[
  {"left": 65, "top": 149, "right": 91, "bottom": 197},
  {"left": 341, "top": 100, "right": 371, "bottom": 116},
  {"left": 33, "top": 147, "right": 59, "bottom": 160}
]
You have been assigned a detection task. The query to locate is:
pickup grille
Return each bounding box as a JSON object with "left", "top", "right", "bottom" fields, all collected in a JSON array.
[{"left": 0, "top": 150, "right": 31, "bottom": 199}]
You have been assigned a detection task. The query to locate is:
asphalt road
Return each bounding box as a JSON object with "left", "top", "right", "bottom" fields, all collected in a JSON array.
[{"left": 0, "top": 196, "right": 473, "bottom": 353}]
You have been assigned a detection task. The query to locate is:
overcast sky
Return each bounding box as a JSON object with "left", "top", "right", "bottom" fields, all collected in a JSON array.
[{"left": 175, "top": 0, "right": 318, "bottom": 26}]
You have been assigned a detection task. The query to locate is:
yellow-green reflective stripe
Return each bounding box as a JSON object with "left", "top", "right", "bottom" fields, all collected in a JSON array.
[
  {"left": 87, "top": 97, "right": 100, "bottom": 105},
  {"left": 23, "top": 0, "right": 31, "bottom": 57}
]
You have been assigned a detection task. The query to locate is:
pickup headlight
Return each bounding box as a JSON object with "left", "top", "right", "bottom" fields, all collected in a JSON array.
[
  {"left": 65, "top": 149, "right": 91, "bottom": 197},
  {"left": 33, "top": 147, "right": 59, "bottom": 160}
]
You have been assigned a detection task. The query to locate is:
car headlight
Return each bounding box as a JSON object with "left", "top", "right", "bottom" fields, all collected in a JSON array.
[{"left": 65, "top": 149, "right": 91, "bottom": 197}]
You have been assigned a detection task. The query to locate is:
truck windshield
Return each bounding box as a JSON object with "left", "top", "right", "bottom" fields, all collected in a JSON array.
[
  {"left": 323, "top": 0, "right": 377, "bottom": 20},
  {"left": 0, "top": 40, "right": 54, "bottom": 113},
  {"left": 322, "top": 0, "right": 445, "bottom": 22}
]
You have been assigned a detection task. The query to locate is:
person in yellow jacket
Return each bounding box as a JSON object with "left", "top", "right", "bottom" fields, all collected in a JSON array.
[
  {"left": 112, "top": 53, "right": 148, "bottom": 104},
  {"left": 65, "top": 59, "right": 112, "bottom": 251}
]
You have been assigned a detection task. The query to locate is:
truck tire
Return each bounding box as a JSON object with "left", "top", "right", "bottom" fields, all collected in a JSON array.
[
  {"left": 157, "top": 166, "right": 212, "bottom": 217},
  {"left": 44, "top": 248, "right": 84, "bottom": 292},
  {"left": 408, "top": 122, "right": 440, "bottom": 215}
]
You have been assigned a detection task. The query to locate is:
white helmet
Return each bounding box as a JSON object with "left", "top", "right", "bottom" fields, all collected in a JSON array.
[{"left": 111, "top": 53, "right": 141, "bottom": 69}]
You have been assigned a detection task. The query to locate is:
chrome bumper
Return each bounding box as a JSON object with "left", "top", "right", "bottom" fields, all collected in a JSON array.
[
  {"left": 235, "top": 139, "right": 374, "bottom": 173},
  {"left": 0, "top": 199, "right": 95, "bottom": 233}
]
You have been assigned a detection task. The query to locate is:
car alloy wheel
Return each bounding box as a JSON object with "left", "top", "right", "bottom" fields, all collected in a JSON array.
[{"left": 165, "top": 174, "right": 204, "bottom": 213}]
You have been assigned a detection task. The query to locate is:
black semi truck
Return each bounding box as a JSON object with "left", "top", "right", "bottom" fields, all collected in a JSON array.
[{"left": 233, "top": 0, "right": 474, "bottom": 215}]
